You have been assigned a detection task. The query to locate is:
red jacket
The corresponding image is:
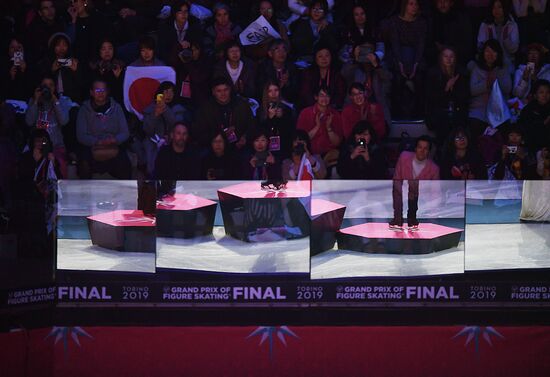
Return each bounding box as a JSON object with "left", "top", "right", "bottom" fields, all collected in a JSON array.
[
  {"left": 393, "top": 151, "right": 440, "bottom": 180},
  {"left": 296, "top": 105, "right": 343, "bottom": 155},
  {"left": 341, "top": 102, "right": 386, "bottom": 141}
]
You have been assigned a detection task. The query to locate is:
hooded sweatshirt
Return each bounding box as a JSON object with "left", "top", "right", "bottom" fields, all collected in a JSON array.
[{"left": 76, "top": 98, "right": 129, "bottom": 147}]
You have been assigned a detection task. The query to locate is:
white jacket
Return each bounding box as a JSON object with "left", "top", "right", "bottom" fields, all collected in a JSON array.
[
  {"left": 477, "top": 17, "right": 519, "bottom": 71},
  {"left": 512, "top": 0, "right": 547, "bottom": 17},
  {"left": 513, "top": 64, "right": 550, "bottom": 98}
]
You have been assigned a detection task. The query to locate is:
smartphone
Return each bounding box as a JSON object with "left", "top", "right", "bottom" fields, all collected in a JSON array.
[
  {"left": 13, "top": 51, "right": 24, "bottom": 66},
  {"left": 58, "top": 58, "right": 72, "bottom": 66},
  {"left": 156, "top": 94, "right": 164, "bottom": 104},
  {"left": 527, "top": 62, "right": 535, "bottom": 71},
  {"left": 357, "top": 43, "right": 374, "bottom": 63}
]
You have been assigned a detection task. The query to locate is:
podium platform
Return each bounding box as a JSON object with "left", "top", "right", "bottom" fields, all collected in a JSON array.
[
  {"left": 337, "top": 222, "right": 463, "bottom": 254},
  {"left": 156, "top": 194, "right": 217, "bottom": 238},
  {"left": 310, "top": 199, "right": 346, "bottom": 256},
  {"left": 87, "top": 210, "right": 156, "bottom": 253},
  {"left": 217, "top": 181, "right": 311, "bottom": 242}
]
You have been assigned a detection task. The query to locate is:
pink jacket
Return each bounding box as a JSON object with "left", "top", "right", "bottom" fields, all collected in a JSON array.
[{"left": 393, "top": 151, "right": 440, "bottom": 180}]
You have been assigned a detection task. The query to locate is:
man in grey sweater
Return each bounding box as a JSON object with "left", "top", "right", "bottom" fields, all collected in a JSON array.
[{"left": 76, "top": 79, "right": 131, "bottom": 179}]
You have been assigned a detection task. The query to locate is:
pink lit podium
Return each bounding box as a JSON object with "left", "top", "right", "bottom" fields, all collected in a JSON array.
[
  {"left": 87, "top": 210, "right": 156, "bottom": 253},
  {"left": 217, "top": 182, "right": 311, "bottom": 242},
  {"left": 310, "top": 199, "right": 346, "bottom": 256},
  {"left": 337, "top": 223, "right": 463, "bottom": 254},
  {"left": 156, "top": 194, "right": 217, "bottom": 238}
]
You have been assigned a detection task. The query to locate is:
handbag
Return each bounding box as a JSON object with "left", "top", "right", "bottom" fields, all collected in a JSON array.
[{"left": 92, "top": 144, "right": 119, "bottom": 162}]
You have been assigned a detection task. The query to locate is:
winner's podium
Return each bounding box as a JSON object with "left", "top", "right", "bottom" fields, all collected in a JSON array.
[
  {"left": 156, "top": 194, "right": 217, "bottom": 238},
  {"left": 87, "top": 210, "right": 156, "bottom": 253},
  {"left": 310, "top": 199, "right": 346, "bottom": 256},
  {"left": 337, "top": 222, "right": 463, "bottom": 254},
  {"left": 217, "top": 182, "right": 311, "bottom": 242}
]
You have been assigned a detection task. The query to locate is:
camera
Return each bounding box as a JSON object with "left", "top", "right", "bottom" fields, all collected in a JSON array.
[
  {"left": 293, "top": 143, "right": 306, "bottom": 156},
  {"left": 178, "top": 48, "right": 193, "bottom": 61},
  {"left": 507, "top": 145, "right": 518, "bottom": 154},
  {"left": 357, "top": 138, "right": 367, "bottom": 148},
  {"left": 40, "top": 85, "right": 52, "bottom": 102}
]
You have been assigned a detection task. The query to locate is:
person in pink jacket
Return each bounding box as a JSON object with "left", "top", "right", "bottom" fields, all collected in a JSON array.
[{"left": 390, "top": 135, "right": 440, "bottom": 230}]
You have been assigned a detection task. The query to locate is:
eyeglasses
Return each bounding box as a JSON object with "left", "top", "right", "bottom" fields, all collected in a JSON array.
[
  {"left": 454, "top": 136, "right": 466, "bottom": 142},
  {"left": 312, "top": 8, "right": 325, "bottom": 13},
  {"left": 93, "top": 88, "right": 107, "bottom": 93}
]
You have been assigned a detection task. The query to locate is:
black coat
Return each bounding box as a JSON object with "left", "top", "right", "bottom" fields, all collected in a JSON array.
[
  {"left": 213, "top": 58, "right": 258, "bottom": 99},
  {"left": 153, "top": 145, "right": 201, "bottom": 180},
  {"left": 337, "top": 141, "right": 387, "bottom": 179},
  {"left": 427, "top": 9, "right": 473, "bottom": 64},
  {"left": 439, "top": 149, "right": 487, "bottom": 180},
  {"left": 24, "top": 18, "right": 65, "bottom": 65},
  {"left": 201, "top": 151, "right": 242, "bottom": 180},
  {"left": 157, "top": 20, "right": 202, "bottom": 63},
  {"left": 519, "top": 101, "right": 550, "bottom": 154},
  {"left": 192, "top": 96, "right": 256, "bottom": 148},
  {"left": 289, "top": 19, "right": 339, "bottom": 60},
  {"left": 256, "top": 60, "right": 299, "bottom": 104}
]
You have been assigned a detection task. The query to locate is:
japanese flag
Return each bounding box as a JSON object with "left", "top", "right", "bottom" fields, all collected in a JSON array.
[
  {"left": 123, "top": 66, "right": 176, "bottom": 120},
  {"left": 297, "top": 154, "right": 314, "bottom": 180}
]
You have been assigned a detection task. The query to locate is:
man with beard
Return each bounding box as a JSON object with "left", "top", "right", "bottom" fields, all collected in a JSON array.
[
  {"left": 154, "top": 122, "right": 200, "bottom": 180},
  {"left": 25, "top": 0, "right": 65, "bottom": 64}
]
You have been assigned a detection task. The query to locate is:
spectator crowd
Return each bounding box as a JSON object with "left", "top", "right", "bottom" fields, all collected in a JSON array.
[{"left": 1, "top": 0, "right": 550, "bottom": 206}]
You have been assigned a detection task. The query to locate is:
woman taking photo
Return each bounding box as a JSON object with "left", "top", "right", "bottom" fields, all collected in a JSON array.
[
  {"left": 282, "top": 130, "right": 326, "bottom": 180},
  {"left": 337, "top": 120, "right": 387, "bottom": 179},
  {"left": 88, "top": 38, "right": 125, "bottom": 104},
  {"left": 245, "top": 128, "right": 281, "bottom": 180},
  {"left": 259, "top": 81, "right": 295, "bottom": 158},
  {"left": 142, "top": 81, "right": 190, "bottom": 176}
]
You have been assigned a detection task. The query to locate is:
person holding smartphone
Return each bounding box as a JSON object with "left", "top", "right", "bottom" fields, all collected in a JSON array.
[
  {"left": 259, "top": 81, "right": 295, "bottom": 158},
  {"left": 246, "top": 128, "right": 280, "bottom": 181},
  {"left": 282, "top": 130, "right": 326, "bottom": 180},
  {"left": 513, "top": 43, "right": 550, "bottom": 101},
  {"left": 88, "top": 39, "right": 125, "bottom": 104},
  {"left": 3, "top": 37, "right": 30, "bottom": 101},
  {"left": 337, "top": 121, "right": 387, "bottom": 179}
]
